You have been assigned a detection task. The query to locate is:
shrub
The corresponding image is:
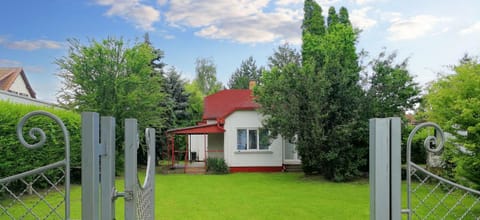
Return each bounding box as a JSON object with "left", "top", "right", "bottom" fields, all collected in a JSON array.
[
  {"left": 206, "top": 157, "right": 229, "bottom": 174},
  {"left": 0, "top": 101, "right": 81, "bottom": 191}
]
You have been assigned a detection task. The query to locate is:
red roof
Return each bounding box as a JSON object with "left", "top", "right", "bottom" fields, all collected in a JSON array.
[{"left": 203, "top": 89, "right": 259, "bottom": 120}]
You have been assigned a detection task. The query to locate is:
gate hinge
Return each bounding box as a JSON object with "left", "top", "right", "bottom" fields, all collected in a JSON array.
[{"left": 114, "top": 190, "right": 134, "bottom": 201}]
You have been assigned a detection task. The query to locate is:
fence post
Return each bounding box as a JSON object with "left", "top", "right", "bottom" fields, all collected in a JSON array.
[
  {"left": 100, "top": 117, "right": 116, "bottom": 220},
  {"left": 124, "top": 119, "right": 138, "bottom": 220},
  {"left": 81, "top": 112, "right": 100, "bottom": 220},
  {"left": 369, "top": 117, "right": 401, "bottom": 220}
]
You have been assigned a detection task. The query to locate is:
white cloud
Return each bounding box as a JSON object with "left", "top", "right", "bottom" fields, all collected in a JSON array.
[
  {"left": 0, "top": 59, "right": 21, "bottom": 67},
  {"left": 164, "top": 0, "right": 302, "bottom": 44},
  {"left": 352, "top": 0, "right": 380, "bottom": 5},
  {"left": 95, "top": 0, "right": 160, "bottom": 31},
  {"left": 4, "top": 40, "right": 63, "bottom": 50},
  {"left": 460, "top": 22, "right": 480, "bottom": 35},
  {"left": 387, "top": 15, "right": 451, "bottom": 41},
  {"left": 350, "top": 7, "right": 377, "bottom": 30},
  {"left": 275, "top": 0, "right": 302, "bottom": 6},
  {"left": 157, "top": 0, "right": 168, "bottom": 6}
]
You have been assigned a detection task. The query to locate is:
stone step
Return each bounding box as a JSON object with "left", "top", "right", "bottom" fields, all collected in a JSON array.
[{"left": 284, "top": 164, "right": 302, "bottom": 172}]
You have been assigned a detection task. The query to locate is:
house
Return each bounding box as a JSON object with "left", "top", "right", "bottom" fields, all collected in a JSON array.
[
  {"left": 0, "top": 67, "right": 55, "bottom": 107},
  {"left": 167, "top": 85, "right": 300, "bottom": 173},
  {"left": 0, "top": 67, "right": 36, "bottom": 98}
]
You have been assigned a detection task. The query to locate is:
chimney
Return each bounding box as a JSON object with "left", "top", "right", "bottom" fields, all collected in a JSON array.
[{"left": 249, "top": 80, "right": 256, "bottom": 90}]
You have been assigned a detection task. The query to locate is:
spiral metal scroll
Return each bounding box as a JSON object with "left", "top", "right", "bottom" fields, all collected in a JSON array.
[
  {"left": 15, "top": 110, "right": 71, "bottom": 219},
  {"left": 405, "top": 122, "right": 445, "bottom": 220}
]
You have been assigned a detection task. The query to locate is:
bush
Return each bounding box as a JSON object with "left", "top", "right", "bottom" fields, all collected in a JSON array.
[
  {"left": 206, "top": 158, "right": 229, "bottom": 174},
  {"left": 0, "top": 101, "right": 81, "bottom": 191}
]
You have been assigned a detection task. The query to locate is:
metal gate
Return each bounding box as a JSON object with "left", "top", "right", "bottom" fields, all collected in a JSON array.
[
  {"left": 370, "top": 118, "right": 480, "bottom": 220},
  {"left": 0, "top": 111, "right": 155, "bottom": 219},
  {"left": 81, "top": 112, "right": 155, "bottom": 220},
  {"left": 0, "top": 111, "right": 71, "bottom": 219}
]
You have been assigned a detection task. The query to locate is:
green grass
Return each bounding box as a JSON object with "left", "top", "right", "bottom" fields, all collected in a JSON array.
[
  {"left": 1, "top": 173, "right": 370, "bottom": 219},
  {"left": 2, "top": 173, "right": 480, "bottom": 219}
]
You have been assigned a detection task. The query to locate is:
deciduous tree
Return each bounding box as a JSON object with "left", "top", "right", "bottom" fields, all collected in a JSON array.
[
  {"left": 56, "top": 38, "right": 168, "bottom": 167},
  {"left": 423, "top": 56, "right": 480, "bottom": 189},
  {"left": 195, "top": 57, "right": 222, "bottom": 95}
]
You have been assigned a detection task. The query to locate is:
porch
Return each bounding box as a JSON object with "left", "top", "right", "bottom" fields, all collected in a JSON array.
[{"left": 166, "top": 123, "right": 225, "bottom": 174}]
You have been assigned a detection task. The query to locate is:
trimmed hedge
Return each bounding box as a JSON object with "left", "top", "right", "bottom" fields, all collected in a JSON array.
[{"left": 0, "top": 100, "right": 81, "bottom": 191}]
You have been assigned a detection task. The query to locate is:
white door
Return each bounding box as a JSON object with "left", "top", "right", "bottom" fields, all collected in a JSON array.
[{"left": 284, "top": 140, "right": 300, "bottom": 164}]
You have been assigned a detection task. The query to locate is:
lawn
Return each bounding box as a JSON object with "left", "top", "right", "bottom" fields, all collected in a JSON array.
[
  {"left": 1, "top": 172, "right": 370, "bottom": 219},
  {"left": 2, "top": 172, "right": 479, "bottom": 219}
]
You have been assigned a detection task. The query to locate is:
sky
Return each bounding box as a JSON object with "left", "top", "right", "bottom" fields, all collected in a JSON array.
[{"left": 1, "top": 0, "right": 479, "bottom": 103}]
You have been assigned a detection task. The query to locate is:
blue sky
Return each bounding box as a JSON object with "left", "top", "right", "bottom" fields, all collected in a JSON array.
[{"left": 1, "top": 0, "right": 479, "bottom": 103}]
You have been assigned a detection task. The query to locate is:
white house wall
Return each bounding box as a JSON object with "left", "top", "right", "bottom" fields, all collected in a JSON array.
[
  {"left": 10, "top": 75, "right": 32, "bottom": 97},
  {"left": 224, "top": 111, "right": 283, "bottom": 167},
  {"left": 0, "top": 90, "right": 56, "bottom": 107}
]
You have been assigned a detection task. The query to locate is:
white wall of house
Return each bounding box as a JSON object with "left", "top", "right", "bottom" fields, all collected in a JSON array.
[
  {"left": 10, "top": 75, "right": 32, "bottom": 98},
  {"left": 0, "top": 90, "right": 56, "bottom": 108},
  {"left": 223, "top": 110, "right": 283, "bottom": 167}
]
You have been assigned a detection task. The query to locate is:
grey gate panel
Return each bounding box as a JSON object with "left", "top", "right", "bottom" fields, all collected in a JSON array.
[{"left": 0, "top": 111, "right": 70, "bottom": 219}]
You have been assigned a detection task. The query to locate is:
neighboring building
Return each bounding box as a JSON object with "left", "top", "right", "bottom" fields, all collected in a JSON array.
[
  {"left": 167, "top": 88, "right": 300, "bottom": 173},
  {"left": 0, "top": 67, "right": 36, "bottom": 98},
  {"left": 0, "top": 67, "right": 55, "bottom": 107}
]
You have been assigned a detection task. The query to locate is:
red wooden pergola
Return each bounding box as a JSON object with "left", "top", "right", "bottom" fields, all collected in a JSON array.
[{"left": 166, "top": 123, "right": 225, "bottom": 172}]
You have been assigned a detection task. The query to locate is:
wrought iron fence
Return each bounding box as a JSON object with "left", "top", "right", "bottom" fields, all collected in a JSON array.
[{"left": 0, "top": 111, "right": 70, "bottom": 219}]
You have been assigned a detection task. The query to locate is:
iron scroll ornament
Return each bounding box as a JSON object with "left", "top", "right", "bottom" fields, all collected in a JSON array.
[
  {"left": 15, "top": 110, "right": 71, "bottom": 219},
  {"left": 405, "top": 122, "right": 445, "bottom": 220},
  {"left": 407, "top": 122, "right": 445, "bottom": 156}
]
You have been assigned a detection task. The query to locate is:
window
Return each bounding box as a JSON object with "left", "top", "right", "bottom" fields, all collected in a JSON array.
[{"left": 236, "top": 128, "right": 271, "bottom": 150}]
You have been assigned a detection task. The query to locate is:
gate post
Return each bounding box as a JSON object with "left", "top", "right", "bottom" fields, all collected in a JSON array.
[
  {"left": 100, "top": 117, "right": 116, "bottom": 219},
  {"left": 124, "top": 119, "right": 138, "bottom": 220},
  {"left": 369, "top": 118, "right": 401, "bottom": 220},
  {"left": 81, "top": 112, "right": 100, "bottom": 220}
]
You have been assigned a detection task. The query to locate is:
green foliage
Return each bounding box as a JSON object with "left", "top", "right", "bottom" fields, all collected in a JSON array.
[
  {"left": 402, "top": 124, "right": 428, "bottom": 164},
  {"left": 228, "top": 56, "right": 263, "bottom": 89},
  {"left": 194, "top": 57, "right": 223, "bottom": 95},
  {"left": 267, "top": 43, "right": 301, "bottom": 70},
  {"left": 206, "top": 157, "right": 229, "bottom": 174},
  {"left": 364, "top": 50, "right": 421, "bottom": 118},
  {"left": 56, "top": 37, "right": 168, "bottom": 167},
  {"left": 258, "top": 4, "right": 366, "bottom": 181},
  {"left": 0, "top": 101, "right": 81, "bottom": 191},
  {"left": 301, "top": 0, "right": 325, "bottom": 64},
  {"left": 185, "top": 81, "right": 205, "bottom": 123},
  {"left": 423, "top": 56, "right": 480, "bottom": 189}
]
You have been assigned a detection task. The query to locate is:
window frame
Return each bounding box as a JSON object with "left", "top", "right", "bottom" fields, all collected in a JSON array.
[{"left": 236, "top": 127, "right": 270, "bottom": 151}]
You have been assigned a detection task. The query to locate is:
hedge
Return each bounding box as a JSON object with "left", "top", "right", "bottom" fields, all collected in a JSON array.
[{"left": 0, "top": 100, "right": 81, "bottom": 192}]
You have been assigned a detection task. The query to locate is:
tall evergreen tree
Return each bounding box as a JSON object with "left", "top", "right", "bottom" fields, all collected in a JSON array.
[
  {"left": 257, "top": 2, "right": 366, "bottom": 181},
  {"left": 338, "top": 7, "right": 351, "bottom": 26},
  {"left": 228, "top": 56, "right": 263, "bottom": 89},
  {"left": 327, "top": 7, "right": 339, "bottom": 27},
  {"left": 301, "top": 0, "right": 325, "bottom": 65}
]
